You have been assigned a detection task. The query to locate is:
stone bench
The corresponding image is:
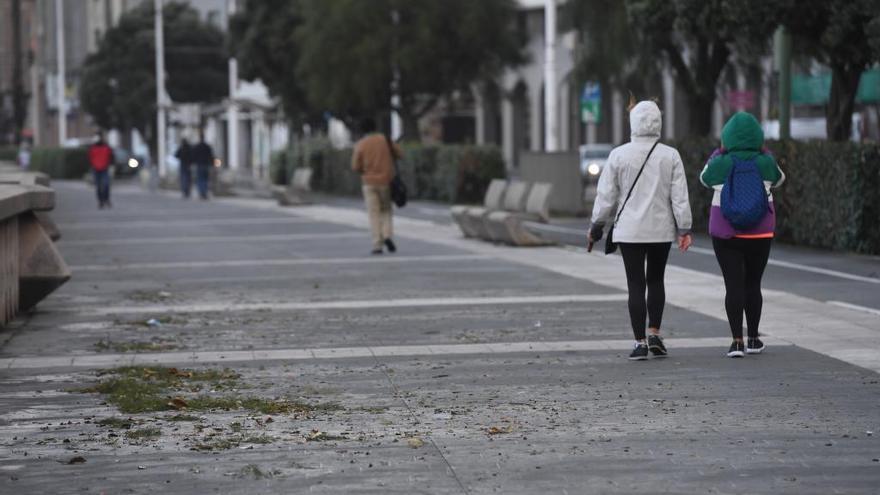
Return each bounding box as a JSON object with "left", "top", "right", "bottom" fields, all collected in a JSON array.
[
  {"left": 451, "top": 179, "right": 507, "bottom": 238},
  {"left": 0, "top": 164, "right": 70, "bottom": 326},
  {"left": 484, "top": 182, "right": 554, "bottom": 246},
  {"left": 273, "top": 167, "right": 313, "bottom": 206}
]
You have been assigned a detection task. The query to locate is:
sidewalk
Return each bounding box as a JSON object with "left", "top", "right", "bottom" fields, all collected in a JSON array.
[{"left": 1, "top": 180, "right": 878, "bottom": 494}]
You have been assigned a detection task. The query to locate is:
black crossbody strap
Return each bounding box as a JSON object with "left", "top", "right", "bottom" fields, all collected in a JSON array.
[{"left": 613, "top": 140, "right": 660, "bottom": 226}]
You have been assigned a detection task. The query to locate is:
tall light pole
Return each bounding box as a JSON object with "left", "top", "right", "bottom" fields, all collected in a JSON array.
[
  {"left": 544, "top": 0, "right": 558, "bottom": 151},
  {"left": 55, "top": 0, "right": 66, "bottom": 146},
  {"left": 155, "top": 0, "right": 167, "bottom": 177},
  {"left": 227, "top": 0, "right": 240, "bottom": 171}
]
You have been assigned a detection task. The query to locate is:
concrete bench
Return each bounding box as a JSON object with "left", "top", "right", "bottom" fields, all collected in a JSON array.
[
  {"left": 0, "top": 165, "right": 70, "bottom": 325},
  {"left": 464, "top": 180, "right": 530, "bottom": 241},
  {"left": 484, "top": 182, "right": 554, "bottom": 246},
  {"left": 451, "top": 179, "right": 507, "bottom": 238},
  {"left": 274, "top": 167, "right": 313, "bottom": 206}
]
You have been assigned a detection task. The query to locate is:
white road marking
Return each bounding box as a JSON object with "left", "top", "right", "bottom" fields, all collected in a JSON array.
[
  {"left": 82, "top": 293, "right": 629, "bottom": 316},
  {"left": 0, "top": 337, "right": 767, "bottom": 370},
  {"left": 528, "top": 223, "right": 880, "bottom": 285},
  {"left": 826, "top": 301, "right": 880, "bottom": 317},
  {"left": 68, "top": 254, "right": 492, "bottom": 272},
  {"left": 59, "top": 216, "right": 315, "bottom": 230},
  {"left": 61, "top": 231, "right": 362, "bottom": 246}
]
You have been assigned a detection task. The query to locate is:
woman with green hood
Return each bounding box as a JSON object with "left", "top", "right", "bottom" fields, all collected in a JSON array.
[{"left": 700, "top": 112, "right": 785, "bottom": 358}]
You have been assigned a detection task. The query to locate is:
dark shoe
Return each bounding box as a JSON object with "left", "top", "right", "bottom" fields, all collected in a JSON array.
[
  {"left": 647, "top": 334, "right": 667, "bottom": 357},
  {"left": 628, "top": 343, "right": 649, "bottom": 361},
  {"left": 370, "top": 248, "right": 383, "bottom": 255},
  {"left": 384, "top": 238, "right": 397, "bottom": 253},
  {"left": 746, "top": 338, "right": 765, "bottom": 354},
  {"left": 727, "top": 341, "right": 745, "bottom": 358}
]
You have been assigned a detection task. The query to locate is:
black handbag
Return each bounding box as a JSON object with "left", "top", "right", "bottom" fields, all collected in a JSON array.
[
  {"left": 605, "top": 140, "right": 660, "bottom": 254},
  {"left": 385, "top": 135, "right": 407, "bottom": 208}
]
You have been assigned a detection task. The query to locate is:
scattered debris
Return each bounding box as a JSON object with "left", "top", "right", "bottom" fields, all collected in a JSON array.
[
  {"left": 66, "top": 456, "right": 86, "bottom": 465},
  {"left": 406, "top": 437, "right": 425, "bottom": 448},
  {"left": 146, "top": 319, "right": 162, "bottom": 328}
]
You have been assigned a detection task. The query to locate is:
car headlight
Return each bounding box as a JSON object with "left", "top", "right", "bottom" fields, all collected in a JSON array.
[
  {"left": 587, "top": 163, "right": 601, "bottom": 176},
  {"left": 128, "top": 158, "right": 139, "bottom": 168}
]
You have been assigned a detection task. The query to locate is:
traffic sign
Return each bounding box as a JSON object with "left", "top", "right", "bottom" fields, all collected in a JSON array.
[{"left": 581, "top": 82, "right": 601, "bottom": 124}]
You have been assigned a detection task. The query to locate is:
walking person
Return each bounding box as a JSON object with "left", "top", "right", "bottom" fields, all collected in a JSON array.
[
  {"left": 191, "top": 131, "right": 214, "bottom": 200},
  {"left": 587, "top": 100, "right": 693, "bottom": 360},
  {"left": 700, "top": 112, "right": 785, "bottom": 358},
  {"left": 88, "top": 131, "right": 113, "bottom": 209},
  {"left": 175, "top": 137, "right": 193, "bottom": 199},
  {"left": 351, "top": 117, "right": 402, "bottom": 255}
]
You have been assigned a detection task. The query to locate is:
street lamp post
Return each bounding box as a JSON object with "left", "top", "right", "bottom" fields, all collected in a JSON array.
[
  {"left": 544, "top": 0, "right": 558, "bottom": 152},
  {"left": 155, "top": 0, "right": 167, "bottom": 178},
  {"left": 55, "top": 0, "right": 66, "bottom": 146}
]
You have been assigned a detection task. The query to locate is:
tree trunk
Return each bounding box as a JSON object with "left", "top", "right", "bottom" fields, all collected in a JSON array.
[
  {"left": 686, "top": 91, "right": 715, "bottom": 138},
  {"left": 827, "top": 64, "right": 862, "bottom": 142}
]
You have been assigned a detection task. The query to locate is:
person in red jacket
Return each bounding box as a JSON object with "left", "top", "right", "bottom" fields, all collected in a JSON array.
[{"left": 88, "top": 132, "right": 113, "bottom": 209}]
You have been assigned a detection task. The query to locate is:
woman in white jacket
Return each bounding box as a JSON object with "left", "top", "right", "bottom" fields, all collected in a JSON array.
[{"left": 587, "top": 100, "right": 693, "bottom": 360}]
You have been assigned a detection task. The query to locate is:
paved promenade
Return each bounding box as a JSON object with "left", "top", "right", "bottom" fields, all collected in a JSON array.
[{"left": 1, "top": 180, "right": 879, "bottom": 494}]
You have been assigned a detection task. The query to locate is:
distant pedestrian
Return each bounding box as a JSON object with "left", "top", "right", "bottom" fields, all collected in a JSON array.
[
  {"left": 351, "top": 117, "right": 402, "bottom": 255},
  {"left": 17, "top": 140, "right": 31, "bottom": 170},
  {"left": 700, "top": 112, "right": 785, "bottom": 358},
  {"left": 588, "top": 100, "right": 693, "bottom": 361},
  {"left": 191, "top": 132, "right": 214, "bottom": 200},
  {"left": 175, "top": 138, "right": 193, "bottom": 199},
  {"left": 88, "top": 131, "right": 113, "bottom": 209}
]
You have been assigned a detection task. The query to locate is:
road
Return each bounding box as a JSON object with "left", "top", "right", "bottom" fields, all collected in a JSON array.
[{"left": 0, "top": 180, "right": 878, "bottom": 494}]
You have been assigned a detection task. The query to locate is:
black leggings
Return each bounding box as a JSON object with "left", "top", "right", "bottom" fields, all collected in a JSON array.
[
  {"left": 618, "top": 242, "right": 671, "bottom": 341},
  {"left": 712, "top": 237, "right": 772, "bottom": 339}
]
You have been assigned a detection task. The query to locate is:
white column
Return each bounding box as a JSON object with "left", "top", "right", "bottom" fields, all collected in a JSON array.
[
  {"left": 154, "top": 0, "right": 167, "bottom": 177},
  {"left": 501, "top": 96, "right": 515, "bottom": 173},
  {"left": 559, "top": 79, "right": 570, "bottom": 150},
  {"left": 662, "top": 69, "right": 675, "bottom": 140},
  {"left": 55, "top": 0, "right": 66, "bottom": 145},
  {"left": 530, "top": 86, "right": 542, "bottom": 151},
  {"left": 543, "top": 0, "right": 558, "bottom": 151},
  {"left": 226, "top": 1, "right": 240, "bottom": 171},
  {"left": 612, "top": 89, "right": 623, "bottom": 145},
  {"left": 473, "top": 86, "right": 485, "bottom": 145}
]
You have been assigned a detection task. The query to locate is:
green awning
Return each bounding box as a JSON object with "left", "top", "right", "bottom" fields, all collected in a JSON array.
[{"left": 791, "top": 69, "right": 880, "bottom": 105}]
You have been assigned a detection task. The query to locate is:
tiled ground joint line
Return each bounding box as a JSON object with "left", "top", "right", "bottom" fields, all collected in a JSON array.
[
  {"left": 0, "top": 337, "right": 764, "bottom": 370},
  {"left": 68, "top": 254, "right": 493, "bottom": 272},
  {"left": 81, "top": 294, "right": 629, "bottom": 316},
  {"left": 61, "top": 231, "right": 362, "bottom": 246}
]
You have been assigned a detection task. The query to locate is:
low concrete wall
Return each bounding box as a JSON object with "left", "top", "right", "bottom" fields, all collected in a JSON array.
[
  {"left": 518, "top": 151, "right": 585, "bottom": 215},
  {"left": 0, "top": 162, "right": 70, "bottom": 325}
]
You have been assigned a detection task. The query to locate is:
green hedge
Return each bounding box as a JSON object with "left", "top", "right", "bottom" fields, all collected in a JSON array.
[
  {"left": 273, "top": 139, "right": 506, "bottom": 204},
  {"left": 29, "top": 147, "right": 91, "bottom": 179},
  {"left": 674, "top": 138, "right": 880, "bottom": 255},
  {"left": 0, "top": 146, "right": 17, "bottom": 162}
]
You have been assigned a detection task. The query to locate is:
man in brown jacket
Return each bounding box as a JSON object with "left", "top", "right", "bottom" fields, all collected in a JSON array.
[{"left": 352, "top": 118, "right": 402, "bottom": 254}]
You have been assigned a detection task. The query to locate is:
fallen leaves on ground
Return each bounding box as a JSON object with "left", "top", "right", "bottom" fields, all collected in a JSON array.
[
  {"left": 66, "top": 456, "right": 86, "bottom": 464},
  {"left": 407, "top": 437, "right": 425, "bottom": 448},
  {"left": 168, "top": 397, "right": 189, "bottom": 410}
]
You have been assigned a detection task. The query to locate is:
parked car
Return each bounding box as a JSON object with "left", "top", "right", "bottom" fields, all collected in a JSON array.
[
  {"left": 112, "top": 147, "right": 145, "bottom": 177},
  {"left": 579, "top": 143, "right": 613, "bottom": 202}
]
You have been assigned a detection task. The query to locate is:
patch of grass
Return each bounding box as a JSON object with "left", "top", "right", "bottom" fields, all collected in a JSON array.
[
  {"left": 96, "top": 417, "right": 137, "bottom": 429},
  {"left": 82, "top": 366, "right": 340, "bottom": 417},
  {"left": 94, "top": 339, "right": 180, "bottom": 353},
  {"left": 229, "top": 422, "right": 242, "bottom": 433},
  {"left": 238, "top": 464, "right": 271, "bottom": 479},
  {"left": 125, "top": 427, "right": 162, "bottom": 440}
]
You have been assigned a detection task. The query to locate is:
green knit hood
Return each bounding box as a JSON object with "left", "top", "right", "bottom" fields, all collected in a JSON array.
[{"left": 721, "top": 112, "right": 764, "bottom": 155}]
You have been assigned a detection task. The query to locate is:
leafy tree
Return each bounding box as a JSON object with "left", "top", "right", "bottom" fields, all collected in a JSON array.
[
  {"left": 624, "top": 0, "right": 782, "bottom": 137},
  {"left": 566, "top": 0, "right": 659, "bottom": 101},
  {"left": 229, "top": 0, "right": 313, "bottom": 125},
  {"left": 80, "top": 2, "right": 227, "bottom": 151},
  {"left": 785, "top": 0, "right": 880, "bottom": 141},
  {"left": 293, "top": 0, "right": 524, "bottom": 140}
]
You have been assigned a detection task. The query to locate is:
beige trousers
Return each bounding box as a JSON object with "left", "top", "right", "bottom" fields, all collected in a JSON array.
[{"left": 362, "top": 184, "right": 393, "bottom": 249}]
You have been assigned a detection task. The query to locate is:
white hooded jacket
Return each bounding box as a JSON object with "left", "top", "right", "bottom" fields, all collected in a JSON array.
[{"left": 590, "top": 101, "right": 692, "bottom": 243}]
